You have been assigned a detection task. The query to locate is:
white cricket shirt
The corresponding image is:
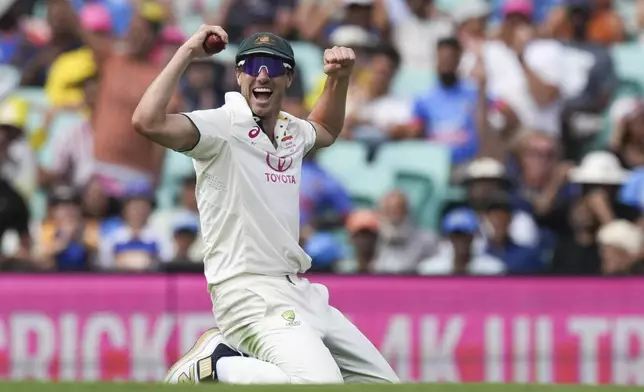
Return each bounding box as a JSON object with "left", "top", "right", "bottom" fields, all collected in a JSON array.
[{"left": 180, "top": 92, "right": 316, "bottom": 285}]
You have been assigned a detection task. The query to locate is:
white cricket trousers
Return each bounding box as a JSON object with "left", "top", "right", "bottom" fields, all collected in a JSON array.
[{"left": 210, "top": 274, "right": 399, "bottom": 384}]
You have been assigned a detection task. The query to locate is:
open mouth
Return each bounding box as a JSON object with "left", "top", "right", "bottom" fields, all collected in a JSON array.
[{"left": 252, "top": 87, "right": 273, "bottom": 102}]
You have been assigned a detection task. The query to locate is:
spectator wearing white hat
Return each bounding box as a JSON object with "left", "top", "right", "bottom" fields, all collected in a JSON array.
[
  {"left": 537, "top": 151, "right": 641, "bottom": 275},
  {"left": 461, "top": 157, "right": 540, "bottom": 248},
  {"left": 597, "top": 220, "right": 644, "bottom": 275}
]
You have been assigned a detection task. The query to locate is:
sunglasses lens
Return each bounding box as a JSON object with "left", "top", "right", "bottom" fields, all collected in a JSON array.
[{"left": 242, "top": 56, "right": 288, "bottom": 77}]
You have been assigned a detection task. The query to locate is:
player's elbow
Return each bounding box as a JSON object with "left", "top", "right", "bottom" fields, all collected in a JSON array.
[
  {"left": 132, "top": 110, "right": 160, "bottom": 138},
  {"left": 316, "top": 128, "right": 338, "bottom": 148}
]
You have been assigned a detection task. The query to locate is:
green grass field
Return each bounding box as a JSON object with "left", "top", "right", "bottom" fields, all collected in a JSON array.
[{"left": 2, "top": 383, "right": 642, "bottom": 392}]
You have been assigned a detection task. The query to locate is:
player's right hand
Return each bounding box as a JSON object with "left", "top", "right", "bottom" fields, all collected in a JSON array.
[{"left": 181, "top": 25, "right": 229, "bottom": 59}]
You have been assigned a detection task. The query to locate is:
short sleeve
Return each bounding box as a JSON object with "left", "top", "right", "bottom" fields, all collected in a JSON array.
[
  {"left": 412, "top": 97, "right": 429, "bottom": 124},
  {"left": 297, "top": 118, "right": 317, "bottom": 154},
  {"left": 524, "top": 41, "right": 563, "bottom": 87},
  {"left": 179, "top": 108, "right": 232, "bottom": 160}
]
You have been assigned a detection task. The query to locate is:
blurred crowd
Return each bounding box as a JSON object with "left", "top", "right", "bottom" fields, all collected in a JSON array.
[{"left": 1, "top": 0, "right": 644, "bottom": 277}]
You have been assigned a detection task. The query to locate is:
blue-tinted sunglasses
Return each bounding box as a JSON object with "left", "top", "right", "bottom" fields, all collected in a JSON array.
[{"left": 237, "top": 56, "right": 293, "bottom": 77}]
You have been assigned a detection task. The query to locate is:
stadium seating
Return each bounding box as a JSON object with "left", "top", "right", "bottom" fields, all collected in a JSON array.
[
  {"left": 345, "top": 166, "right": 396, "bottom": 209},
  {"left": 316, "top": 140, "right": 369, "bottom": 179},
  {"left": 611, "top": 43, "right": 644, "bottom": 86},
  {"left": 157, "top": 150, "right": 195, "bottom": 209},
  {"left": 588, "top": 44, "right": 644, "bottom": 151},
  {"left": 374, "top": 142, "right": 451, "bottom": 229},
  {"left": 0, "top": 65, "right": 20, "bottom": 101},
  {"left": 316, "top": 141, "right": 395, "bottom": 208},
  {"left": 391, "top": 66, "right": 435, "bottom": 98},
  {"left": 291, "top": 42, "right": 324, "bottom": 93}
]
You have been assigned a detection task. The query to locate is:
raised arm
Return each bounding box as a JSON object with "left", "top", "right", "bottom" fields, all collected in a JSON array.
[
  {"left": 132, "top": 25, "right": 228, "bottom": 152},
  {"left": 50, "top": 0, "right": 111, "bottom": 63},
  {"left": 308, "top": 46, "right": 355, "bottom": 149}
]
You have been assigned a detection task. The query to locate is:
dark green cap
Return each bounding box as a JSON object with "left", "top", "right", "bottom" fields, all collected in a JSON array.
[{"left": 236, "top": 32, "right": 296, "bottom": 67}]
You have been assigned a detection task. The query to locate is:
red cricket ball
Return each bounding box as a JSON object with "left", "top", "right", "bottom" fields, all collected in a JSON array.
[{"left": 203, "top": 34, "right": 226, "bottom": 55}]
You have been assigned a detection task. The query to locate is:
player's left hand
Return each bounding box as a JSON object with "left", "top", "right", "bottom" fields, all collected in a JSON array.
[{"left": 323, "top": 46, "right": 355, "bottom": 79}]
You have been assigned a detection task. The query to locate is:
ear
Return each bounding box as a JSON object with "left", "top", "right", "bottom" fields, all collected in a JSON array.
[
  {"left": 286, "top": 71, "right": 294, "bottom": 89},
  {"left": 235, "top": 68, "right": 242, "bottom": 87}
]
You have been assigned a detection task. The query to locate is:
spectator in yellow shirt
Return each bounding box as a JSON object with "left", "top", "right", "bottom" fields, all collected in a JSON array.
[{"left": 44, "top": 3, "right": 113, "bottom": 108}]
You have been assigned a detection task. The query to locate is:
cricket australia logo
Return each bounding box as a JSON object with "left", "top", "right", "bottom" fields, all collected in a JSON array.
[{"left": 281, "top": 310, "right": 301, "bottom": 327}]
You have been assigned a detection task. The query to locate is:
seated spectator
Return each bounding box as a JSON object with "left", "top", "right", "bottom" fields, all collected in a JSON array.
[
  {"left": 80, "top": 176, "right": 122, "bottom": 237},
  {"left": 0, "top": 177, "right": 31, "bottom": 263},
  {"left": 0, "top": 97, "right": 37, "bottom": 198},
  {"left": 304, "top": 232, "right": 346, "bottom": 273},
  {"left": 170, "top": 212, "right": 200, "bottom": 263},
  {"left": 481, "top": 0, "right": 565, "bottom": 137},
  {"left": 44, "top": 2, "right": 113, "bottom": 108},
  {"left": 609, "top": 97, "right": 644, "bottom": 169},
  {"left": 597, "top": 220, "right": 644, "bottom": 275},
  {"left": 400, "top": 37, "right": 483, "bottom": 168},
  {"left": 98, "top": 182, "right": 170, "bottom": 271},
  {"left": 150, "top": 176, "right": 204, "bottom": 262},
  {"left": 462, "top": 157, "right": 540, "bottom": 247},
  {"left": 372, "top": 190, "right": 437, "bottom": 274},
  {"left": 39, "top": 72, "right": 98, "bottom": 189},
  {"left": 509, "top": 131, "right": 576, "bottom": 216},
  {"left": 477, "top": 191, "right": 545, "bottom": 274},
  {"left": 35, "top": 186, "right": 99, "bottom": 271},
  {"left": 538, "top": 151, "right": 640, "bottom": 275},
  {"left": 343, "top": 46, "right": 412, "bottom": 148},
  {"left": 383, "top": 0, "right": 454, "bottom": 69},
  {"left": 337, "top": 209, "right": 380, "bottom": 274},
  {"left": 418, "top": 207, "right": 505, "bottom": 275},
  {"left": 300, "top": 151, "right": 353, "bottom": 232},
  {"left": 545, "top": 0, "right": 625, "bottom": 46}
]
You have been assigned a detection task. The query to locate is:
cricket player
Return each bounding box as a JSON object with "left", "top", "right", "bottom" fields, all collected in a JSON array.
[{"left": 133, "top": 25, "right": 399, "bottom": 384}]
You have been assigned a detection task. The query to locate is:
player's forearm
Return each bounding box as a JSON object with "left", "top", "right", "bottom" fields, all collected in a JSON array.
[
  {"left": 308, "top": 76, "right": 350, "bottom": 140},
  {"left": 133, "top": 47, "right": 192, "bottom": 131}
]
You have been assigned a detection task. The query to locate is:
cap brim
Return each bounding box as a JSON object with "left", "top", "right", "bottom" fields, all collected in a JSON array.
[
  {"left": 446, "top": 228, "right": 476, "bottom": 235},
  {"left": 569, "top": 170, "right": 628, "bottom": 185},
  {"left": 463, "top": 176, "right": 512, "bottom": 187},
  {"left": 236, "top": 48, "right": 295, "bottom": 66}
]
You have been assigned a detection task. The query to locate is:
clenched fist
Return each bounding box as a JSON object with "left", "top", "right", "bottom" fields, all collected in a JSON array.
[
  {"left": 323, "top": 46, "right": 356, "bottom": 78},
  {"left": 181, "top": 25, "right": 229, "bottom": 59}
]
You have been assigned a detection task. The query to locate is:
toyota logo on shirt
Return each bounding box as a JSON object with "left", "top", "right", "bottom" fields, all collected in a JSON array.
[{"left": 266, "top": 153, "right": 293, "bottom": 172}]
